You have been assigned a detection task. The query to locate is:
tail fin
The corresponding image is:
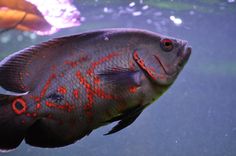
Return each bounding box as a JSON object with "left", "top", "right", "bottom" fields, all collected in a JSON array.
[{"left": 0, "top": 95, "right": 31, "bottom": 151}]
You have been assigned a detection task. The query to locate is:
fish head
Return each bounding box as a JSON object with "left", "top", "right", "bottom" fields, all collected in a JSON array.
[{"left": 133, "top": 32, "right": 191, "bottom": 86}]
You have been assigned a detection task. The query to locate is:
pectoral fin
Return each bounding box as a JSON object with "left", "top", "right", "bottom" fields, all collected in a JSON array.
[
  {"left": 104, "top": 105, "right": 146, "bottom": 135},
  {"left": 97, "top": 68, "right": 141, "bottom": 87}
]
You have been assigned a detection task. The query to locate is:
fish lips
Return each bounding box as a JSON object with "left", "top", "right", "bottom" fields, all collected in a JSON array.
[{"left": 177, "top": 42, "right": 192, "bottom": 71}]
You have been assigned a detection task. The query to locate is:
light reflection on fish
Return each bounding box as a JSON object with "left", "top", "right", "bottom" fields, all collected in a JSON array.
[{"left": 0, "top": 28, "right": 191, "bottom": 151}]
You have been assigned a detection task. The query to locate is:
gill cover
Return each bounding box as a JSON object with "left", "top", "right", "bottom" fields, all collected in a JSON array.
[{"left": 133, "top": 49, "right": 165, "bottom": 82}]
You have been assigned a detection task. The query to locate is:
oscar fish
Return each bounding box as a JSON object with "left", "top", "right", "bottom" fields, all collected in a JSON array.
[{"left": 0, "top": 28, "right": 191, "bottom": 151}]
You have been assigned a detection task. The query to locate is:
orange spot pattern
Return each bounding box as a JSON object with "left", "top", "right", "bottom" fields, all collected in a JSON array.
[
  {"left": 46, "top": 101, "right": 75, "bottom": 112},
  {"left": 27, "top": 74, "right": 57, "bottom": 119},
  {"left": 36, "top": 103, "right": 41, "bottom": 109},
  {"left": 64, "top": 55, "right": 89, "bottom": 68},
  {"left": 57, "top": 86, "right": 67, "bottom": 95},
  {"left": 76, "top": 52, "right": 120, "bottom": 122},
  {"left": 26, "top": 52, "right": 121, "bottom": 123},
  {"left": 129, "top": 86, "right": 138, "bottom": 93},
  {"left": 133, "top": 51, "right": 157, "bottom": 80},
  {"left": 40, "top": 74, "right": 56, "bottom": 98},
  {"left": 73, "top": 89, "right": 79, "bottom": 99},
  {"left": 76, "top": 71, "right": 94, "bottom": 121},
  {"left": 93, "top": 88, "right": 115, "bottom": 99},
  {"left": 12, "top": 98, "right": 27, "bottom": 115},
  {"left": 87, "top": 52, "right": 120, "bottom": 76}
]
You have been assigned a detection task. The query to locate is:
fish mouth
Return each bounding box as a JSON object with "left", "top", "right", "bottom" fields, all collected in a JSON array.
[{"left": 177, "top": 41, "right": 192, "bottom": 70}]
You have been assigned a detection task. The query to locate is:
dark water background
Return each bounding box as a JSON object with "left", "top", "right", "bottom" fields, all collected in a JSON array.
[{"left": 0, "top": 0, "right": 236, "bottom": 156}]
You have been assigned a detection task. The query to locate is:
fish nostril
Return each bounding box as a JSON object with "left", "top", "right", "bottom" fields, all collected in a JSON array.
[{"left": 177, "top": 41, "right": 188, "bottom": 58}]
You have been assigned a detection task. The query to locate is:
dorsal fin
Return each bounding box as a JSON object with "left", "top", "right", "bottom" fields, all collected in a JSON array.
[
  {"left": 0, "top": 86, "right": 28, "bottom": 96},
  {"left": 0, "top": 30, "right": 106, "bottom": 93}
]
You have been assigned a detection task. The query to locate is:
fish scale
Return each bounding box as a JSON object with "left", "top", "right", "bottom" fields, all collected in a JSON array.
[{"left": 0, "top": 28, "right": 191, "bottom": 151}]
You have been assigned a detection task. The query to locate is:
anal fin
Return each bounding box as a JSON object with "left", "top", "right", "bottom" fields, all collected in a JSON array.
[
  {"left": 25, "top": 119, "right": 73, "bottom": 148},
  {"left": 104, "top": 105, "right": 146, "bottom": 135},
  {"left": 0, "top": 94, "right": 32, "bottom": 151}
]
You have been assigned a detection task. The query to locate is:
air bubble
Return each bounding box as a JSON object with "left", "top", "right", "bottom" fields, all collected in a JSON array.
[
  {"left": 30, "top": 33, "right": 37, "bottom": 40},
  {"left": 132, "top": 11, "right": 142, "bottom": 16},
  {"left": 129, "top": 2, "right": 135, "bottom": 7},
  {"left": 142, "top": 5, "right": 149, "bottom": 10},
  {"left": 0, "top": 34, "right": 11, "bottom": 43},
  {"left": 170, "top": 16, "right": 182, "bottom": 26}
]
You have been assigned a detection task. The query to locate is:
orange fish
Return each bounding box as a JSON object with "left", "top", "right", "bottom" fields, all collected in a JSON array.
[{"left": 0, "top": 0, "right": 81, "bottom": 35}]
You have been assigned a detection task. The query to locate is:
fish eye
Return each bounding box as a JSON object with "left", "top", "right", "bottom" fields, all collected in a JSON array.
[{"left": 160, "top": 39, "right": 174, "bottom": 52}]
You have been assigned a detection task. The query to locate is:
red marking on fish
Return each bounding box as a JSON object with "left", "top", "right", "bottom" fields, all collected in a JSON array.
[
  {"left": 19, "top": 72, "right": 27, "bottom": 90},
  {"left": 133, "top": 51, "right": 157, "bottom": 80},
  {"left": 59, "top": 72, "right": 65, "bottom": 77},
  {"left": 64, "top": 61, "right": 80, "bottom": 68},
  {"left": 76, "top": 53, "right": 122, "bottom": 121},
  {"left": 57, "top": 86, "right": 67, "bottom": 95},
  {"left": 73, "top": 89, "right": 79, "bottom": 99},
  {"left": 94, "top": 76, "right": 100, "bottom": 84},
  {"left": 76, "top": 53, "right": 121, "bottom": 121},
  {"left": 36, "top": 103, "right": 41, "bottom": 109},
  {"left": 87, "top": 52, "right": 120, "bottom": 76},
  {"left": 129, "top": 86, "right": 138, "bottom": 93},
  {"left": 11, "top": 98, "right": 27, "bottom": 115},
  {"left": 76, "top": 71, "right": 94, "bottom": 121},
  {"left": 32, "top": 74, "right": 57, "bottom": 111},
  {"left": 41, "top": 74, "right": 56, "bottom": 98},
  {"left": 45, "top": 101, "right": 75, "bottom": 112},
  {"left": 93, "top": 88, "right": 116, "bottom": 99},
  {"left": 29, "top": 96, "right": 40, "bottom": 102},
  {"left": 26, "top": 112, "right": 37, "bottom": 118},
  {"left": 64, "top": 55, "right": 89, "bottom": 68}
]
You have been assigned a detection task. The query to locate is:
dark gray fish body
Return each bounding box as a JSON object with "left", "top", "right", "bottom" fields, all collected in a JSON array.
[{"left": 0, "top": 28, "right": 191, "bottom": 151}]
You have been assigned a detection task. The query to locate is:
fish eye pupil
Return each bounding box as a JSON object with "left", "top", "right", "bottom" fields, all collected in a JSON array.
[{"left": 164, "top": 42, "right": 171, "bottom": 46}]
